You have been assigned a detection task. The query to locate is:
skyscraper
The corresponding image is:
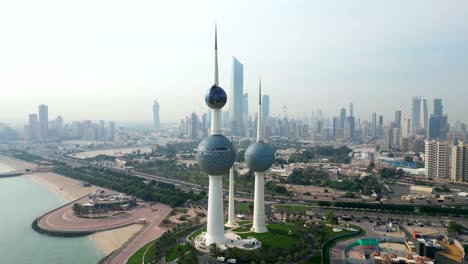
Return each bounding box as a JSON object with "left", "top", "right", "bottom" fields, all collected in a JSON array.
[
  {"left": 349, "top": 102, "right": 354, "bottom": 117},
  {"left": 243, "top": 93, "right": 248, "bottom": 135},
  {"left": 28, "top": 114, "right": 39, "bottom": 141},
  {"left": 421, "top": 98, "right": 429, "bottom": 130},
  {"left": 230, "top": 57, "right": 244, "bottom": 136},
  {"left": 153, "top": 99, "right": 160, "bottom": 130},
  {"left": 372, "top": 112, "right": 377, "bottom": 137},
  {"left": 451, "top": 142, "right": 468, "bottom": 182},
  {"left": 434, "top": 98, "right": 443, "bottom": 117},
  {"left": 429, "top": 98, "right": 448, "bottom": 140},
  {"left": 394, "top": 110, "right": 402, "bottom": 128},
  {"left": 344, "top": 116, "right": 355, "bottom": 139},
  {"left": 56, "top": 116, "right": 64, "bottom": 138},
  {"left": 190, "top": 113, "right": 199, "bottom": 140},
  {"left": 38, "top": 104, "right": 48, "bottom": 140},
  {"left": 425, "top": 140, "right": 449, "bottom": 179},
  {"left": 339, "top": 107, "right": 346, "bottom": 129},
  {"left": 412, "top": 97, "right": 422, "bottom": 133}
]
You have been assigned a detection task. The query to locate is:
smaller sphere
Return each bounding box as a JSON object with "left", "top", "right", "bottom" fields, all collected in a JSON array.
[
  {"left": 205, "top": 85, "right": 227, "bottom": 109},
  {"left": 245, "top": 141, "right": 275, "bottom": 172}
]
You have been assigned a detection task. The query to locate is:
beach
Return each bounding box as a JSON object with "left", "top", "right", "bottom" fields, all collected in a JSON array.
[{"left": 0, "top": 155, "right": 142, "bottom": 256}]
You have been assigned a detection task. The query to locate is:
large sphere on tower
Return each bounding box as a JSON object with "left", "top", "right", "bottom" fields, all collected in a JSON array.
[
  {"left": 245, "top": 141, "right": 275, "bottom": 172},
  {"left": 196, "top": 134, "right": 235, "bottom": 175},
  {"left": 205, "top": 85, "right": 227, "bottom": 109}
]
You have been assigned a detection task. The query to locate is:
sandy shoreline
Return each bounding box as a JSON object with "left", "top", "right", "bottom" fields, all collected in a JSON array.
[{"left": 0, "top": 155, "right": 141, "bottom": 256}]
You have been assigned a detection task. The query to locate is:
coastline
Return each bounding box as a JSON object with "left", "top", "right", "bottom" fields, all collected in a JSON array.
[{"left": 0, "top": 155, "right": 141, "bottom": 257}]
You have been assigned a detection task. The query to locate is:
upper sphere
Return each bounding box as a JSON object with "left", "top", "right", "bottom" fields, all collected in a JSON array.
[
  {"left": 196, "top": 134, "right": 235, "bottom": 175},
  {"left": 205, "top": 85, "right": 227, "bottom": 109},
  {"left": 245, "top": 141, "right": 275, "bottom": 172}
]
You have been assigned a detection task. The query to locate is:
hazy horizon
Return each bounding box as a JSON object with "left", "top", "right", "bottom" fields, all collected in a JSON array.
[{"left": 1, "top": 0, "right": 468, "bottom": 125}]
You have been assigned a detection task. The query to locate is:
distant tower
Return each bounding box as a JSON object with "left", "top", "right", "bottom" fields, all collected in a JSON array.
[
  {"left": 226, "top": 134, "right": 238, "bottom": 227},
  {"left": 195, "top": 26, "right": 235, "bottom": 246},
  {"left": 153, "top": 99, "right": 160, "bottom": 130},
  {"left": 349, "top": 102, "right": 354, "bottom": 117},
  {"left": 38, "top": 104, "right": 48, "bottom": 140},
  {"left": 245, "top": 79, "right": 275, "bottom": 233},
  {"left": 230, "top": 57, "right": 244, "bottom": 136}
]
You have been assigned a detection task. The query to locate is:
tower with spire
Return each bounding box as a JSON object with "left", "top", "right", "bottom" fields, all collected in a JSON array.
[
  {"left": 195, "top": 25, "right": 235, "bottom": 246},
  {"left": 226, "top": 133, "right": 238, "bottom": 228},
  {"left": 245, "top": 79, "right": 275, "bottom": 233}
]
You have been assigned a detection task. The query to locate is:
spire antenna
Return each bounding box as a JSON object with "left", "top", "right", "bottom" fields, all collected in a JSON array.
[
  {"left": 257, "top": 77, "right": 263, "bottom": 141},
  {"left": 214, "top": 24, "right": 219, "bottom": 86}
]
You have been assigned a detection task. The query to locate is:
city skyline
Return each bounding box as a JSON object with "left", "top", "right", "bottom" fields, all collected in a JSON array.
[{"left": 1, "top": 1, "right": 468, "bottom": 124}]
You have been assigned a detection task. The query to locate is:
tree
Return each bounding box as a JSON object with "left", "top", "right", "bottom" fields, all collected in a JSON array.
[
  {"left": 325, "top": 211, "right": 338, "bottom": 225},
  {"left": 404, "top": 156, "right": 414, "bottom": 163},
  {"left": 448, "top": 221, "right": 464, "bottom": 235},
  {"left": 72, "top": 203, "right": 81, "bottom": 215}
]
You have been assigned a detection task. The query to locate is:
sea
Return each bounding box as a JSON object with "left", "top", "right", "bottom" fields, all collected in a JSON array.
[{"left": 0, "top": 163, "right": 103, "bottom": 264}]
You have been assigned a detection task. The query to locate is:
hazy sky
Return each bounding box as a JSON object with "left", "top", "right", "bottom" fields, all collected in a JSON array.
[{"left": 1, "top": 0, "right": 468, "bottom": 126}]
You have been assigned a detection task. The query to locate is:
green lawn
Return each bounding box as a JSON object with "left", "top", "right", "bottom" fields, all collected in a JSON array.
[
  {"left": 188, "top": 227, "right": 206, "bottom": 240},
  {"left": 321, "top": 224, "right": 364, "bottom": 264},
  {"left": 165, "top": 244, "right": 190, "bottom": 262},
  {"left": 126, "top": 240, "right": 155, "bottom": 264},
  {"left": 274, "top": 204, "right": 313, "bottom": 213},
  {"left": 237, "top": 202, "right": 253, "bottom": 214},
  {"left": 237, "top": 223, "right": 299, "bottom": 250},
  {"left": 231, "top": 224, "right": 252, "bottom": 232}
]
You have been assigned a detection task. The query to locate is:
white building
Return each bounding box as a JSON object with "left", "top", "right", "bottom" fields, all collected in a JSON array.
[
  {"left": 424, "top": 140, "right": 449, "bottom": 179},
  {"left": 451, "top": 142, "right": 468, "bottom": 182}
]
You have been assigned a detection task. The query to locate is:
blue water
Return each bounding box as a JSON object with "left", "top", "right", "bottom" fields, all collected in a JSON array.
[{"left": 0, "top": 173, "right": 103, "bottom": 264}]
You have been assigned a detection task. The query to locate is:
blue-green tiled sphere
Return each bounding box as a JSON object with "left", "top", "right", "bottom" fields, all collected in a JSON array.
[
  {"left": 245, "top": 141, "right": 275, "bottom": 172},
  {"left": 196, "top": 134, "right": 235, "bottom": 175}
]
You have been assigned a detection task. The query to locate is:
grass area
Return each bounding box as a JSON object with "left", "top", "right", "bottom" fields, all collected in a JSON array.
[
  {"left": 306, "top": 253, "right": 321, "bottom": 264},
  {"left": 231, "top": 225, "right": 252, "bottom": 232},
  {"left": 237, "top": 223, "right": 299, "bottom": 250},
  {"left": 165, "top": 244, "right": 190, "bottom": 262},
  {"left": 237, "top": 202, "right": 253, "bottom": 214},
  {"left": 274, "top": 204, "right": 313, "bottom": 213},
  {"left": 188, "top": 227, "right": 206, "bottom": 240},
  {"left": 126, "top": 240, "right": 154, "bottom": 264}
]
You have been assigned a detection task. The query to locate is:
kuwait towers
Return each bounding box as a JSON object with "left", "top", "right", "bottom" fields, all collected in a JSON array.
[
  {"left": 195, "top": 26, "right": 236, "bottom": 246},
  {"left": 245, "top": 79, "right": 275, "bottom": 233}
]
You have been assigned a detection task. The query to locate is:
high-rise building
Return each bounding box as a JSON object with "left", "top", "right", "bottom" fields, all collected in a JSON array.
[
  {"left": 378, "top": 115, "right": 384, "bottom": 137},
  {"left": 242, "top": 93, "right": 248, "bottom": 132},
  {"left": 349, "top": 102, "right": 354, "bottom": 117},
  {"left": 38, "top": 104, "right": 48, "bottom": 140},
  {"left": 190, "top": 113, "right": 199, "bottom": 140},
  {"left": 332, "top": 116, "right": 339, "bottom": 138},
  {"left": 56, "top": 116, "right": 64, "bottom": 138},
  {"left": 425, "top": 140, "right": 449, "bottom": 179},
  {"left": 344, "top": 116, "right": 355, "bottom": 139},
  {"left": 28, "top": 114, "right": 39, "bottom": 141},
  {"left": 451, "top": 142, "right": 468, "bottom": 182},
  {"left": 412, "top": 97, "right": 422, "bottom": 133},
  {"left": 109, "top": 121, "right": 116, "bottom": 141},
  {"left": 372, "top": 112, "right": 377, "bottom": 137},
  {"left": 339, "top": 107, "right": 346, "bottom": 129},
  {"left": 421, "top": 98, "right": 428, "bottom": 130},
  {"left": 153, "top": 99, "right": 160, "bottom": 130},
  {"left": 394, "top": 110, "right": 402, "bottom": 128},
  {"left": 230, "top": 57, "right": 244, "bottom": 136},
  {"left": 434, "top": 98, "right": 443, "bottom": 117},
  {"left": 429, "top": 115, "right": 448, "bottom": 140}
]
